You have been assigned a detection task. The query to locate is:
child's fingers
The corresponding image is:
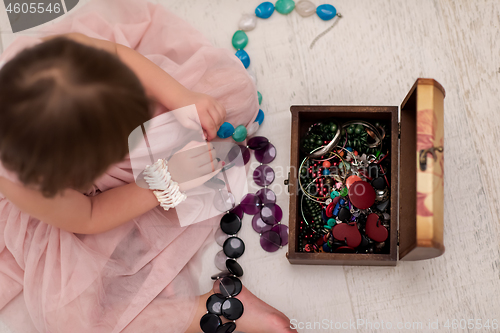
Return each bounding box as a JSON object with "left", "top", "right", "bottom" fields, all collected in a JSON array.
[
  {"left": 177, "top": 140, "right": 211, "bottom": 152},
  {"left": 178, "top": 160, "right": 223, "bottom": 193},
  {"left": 195, "top": 145, "right": 220, "bottom": 175},
  {"left": 176, "top": 142, "right": 211, "bottom": 160},
  {"left": 215, "top": 101, "right": 226, "bottom": 124},
  {"left": 186, "top": 142, "right": 215, "bottom": 159},
  {"left": 209, "top": 104, "right": 224, "bottom": 128},
  {"left": 197, "top": 161, "right": 216, "bottom": 176},
  {"left": 213, "top": 160, "right": 224, "bottom": 173},
  {"left": 195, "top": 146, "right": 217, "bottom": 168},
  {"left": 201, "top": 112, "right": 218, "bottom": 141},
  {"left": 198, "top": 158, "right": 223, "bottom": 177}
]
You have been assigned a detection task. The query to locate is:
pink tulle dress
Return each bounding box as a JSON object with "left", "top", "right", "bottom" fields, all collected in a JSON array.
[{"left": 0, "top": 1, "right": 258, "bottom": 332}]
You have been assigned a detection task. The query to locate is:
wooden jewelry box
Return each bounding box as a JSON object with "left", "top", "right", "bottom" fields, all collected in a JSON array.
[{"left": 285, "top": 78, "right": 445, "bottom": 266}]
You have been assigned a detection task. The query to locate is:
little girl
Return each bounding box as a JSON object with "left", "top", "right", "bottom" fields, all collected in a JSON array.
[{"left": 0, "top": 1, "right": 297, "bottom": 332}]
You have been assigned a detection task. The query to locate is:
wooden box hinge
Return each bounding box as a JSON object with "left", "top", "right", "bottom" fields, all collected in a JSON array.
[{"left": 398, "top": 122, "right": 401, "bottom": 139}]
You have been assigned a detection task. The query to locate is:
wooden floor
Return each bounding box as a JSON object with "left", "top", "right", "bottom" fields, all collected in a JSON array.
[{"left": 1, "top": 1, "right": 499, "bottom": 332}]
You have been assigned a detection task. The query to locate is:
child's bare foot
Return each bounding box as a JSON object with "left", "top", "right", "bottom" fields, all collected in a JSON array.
[
  {"left": 230, "top": 284, "right": 297, "bottom": 333},
  {"left": 185, "top": 283, "right": 297, "bottom": 333}
]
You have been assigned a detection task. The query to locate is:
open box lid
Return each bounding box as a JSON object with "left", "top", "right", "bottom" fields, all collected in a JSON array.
[{"left": 399, "top": 79, "right": 445, "bottom": 260}]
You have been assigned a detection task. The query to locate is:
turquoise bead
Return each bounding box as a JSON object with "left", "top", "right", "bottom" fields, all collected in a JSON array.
[
  {"left": 235, "top": 49, "right": 250, "bottom": 68},
  {"left": 257, "top": 91, "right": 262, "bottom": 105},
  {"left": 330, "top": 190, "right": 339, "bottom": 199},
  {"left": 345, "top": 147, "right": 353, "bottom": 152},
  {"left": 232, "top": 30, "right": 248, "bottom": 50},
  {"left": 217, "top": 122, "right": 235, "bottom": 139},
  {"left": 275, "top": 0, "right": 295, "bottom": 14},
  {"left": 255, "top": 109, "right": 265, "bottom": 125},
  {"left": 232, "top": 125, "right": 248, "bottom": 142},
  {"left": 322, "top": 169, "right": 330, "bottom": 175},
  {"left": 316, "top": 4, "right": 337, "bottom": 20},
  {"left": 255, "top": 2, "right": 275, "bottom": 19},
  {"left": 327, "top": 218, "right": 336, "bottom": 227}
]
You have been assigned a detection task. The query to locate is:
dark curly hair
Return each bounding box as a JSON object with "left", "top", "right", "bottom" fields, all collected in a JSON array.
[{"left": 0, "top": 37, "right": 153, "bottom": 197}]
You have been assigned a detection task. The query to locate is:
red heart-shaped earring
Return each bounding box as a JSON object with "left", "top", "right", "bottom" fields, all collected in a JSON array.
[
  {"left": 332, "top": 222, "right": 361, "bottom": 248},
  {"left": 365, "top": 213, "right": 388, "bottom": 242}
]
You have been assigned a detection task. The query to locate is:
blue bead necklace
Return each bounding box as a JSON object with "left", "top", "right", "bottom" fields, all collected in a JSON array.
[{"left": 216, "top": 0, "right": 342, "bottom": 142}]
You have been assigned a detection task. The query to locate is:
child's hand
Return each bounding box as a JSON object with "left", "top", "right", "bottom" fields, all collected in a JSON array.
[
  {"left": 111, "top": 42, "right": 227, "bottom": 140},
  {"left": 168, "top": 141, "right": 223, "bottom": 192},
  {"left": 177, "top": 91, "right": 226, "bottom": 141}
]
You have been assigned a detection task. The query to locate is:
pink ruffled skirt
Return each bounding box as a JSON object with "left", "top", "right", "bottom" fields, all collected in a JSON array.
[{"left": 0, "top": 0, "right": 258, "bottom": 331}]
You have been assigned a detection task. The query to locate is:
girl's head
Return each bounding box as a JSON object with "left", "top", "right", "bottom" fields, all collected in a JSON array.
[{"left": 0, "top": 37, "right": 152, "bottom": 197}]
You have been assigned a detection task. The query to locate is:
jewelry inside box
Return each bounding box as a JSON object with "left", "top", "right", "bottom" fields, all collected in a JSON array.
[{"left": 298, "top": 119, "right": 392, "bottom": 254}]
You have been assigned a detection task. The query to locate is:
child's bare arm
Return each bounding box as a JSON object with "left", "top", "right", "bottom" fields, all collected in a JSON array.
[
  {"left": 115, "top": 42, "right": 226, "bottom": 140},
  {"left": 42, "top": 33, "right": 226, "bottom": 140},
  {"left": 0, "top": 142, "right": 219, "bottom": 234},
  {"left": 0, "top": 176, "right": 159, "bottom": 234}
]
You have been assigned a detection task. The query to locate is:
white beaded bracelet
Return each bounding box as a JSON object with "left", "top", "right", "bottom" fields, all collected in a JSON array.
[{"left": 143, "top": 159, "right": 187, "bottom": 210}]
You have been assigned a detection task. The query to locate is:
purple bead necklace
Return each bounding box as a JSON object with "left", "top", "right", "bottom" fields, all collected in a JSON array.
[{"left": 217, "top": 136, "right": 288, "bottom": 256}]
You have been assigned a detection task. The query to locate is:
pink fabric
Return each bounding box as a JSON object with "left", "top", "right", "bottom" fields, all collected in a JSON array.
[{"left": 0, "top": 0, "right": 258, "bottom": 332}]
